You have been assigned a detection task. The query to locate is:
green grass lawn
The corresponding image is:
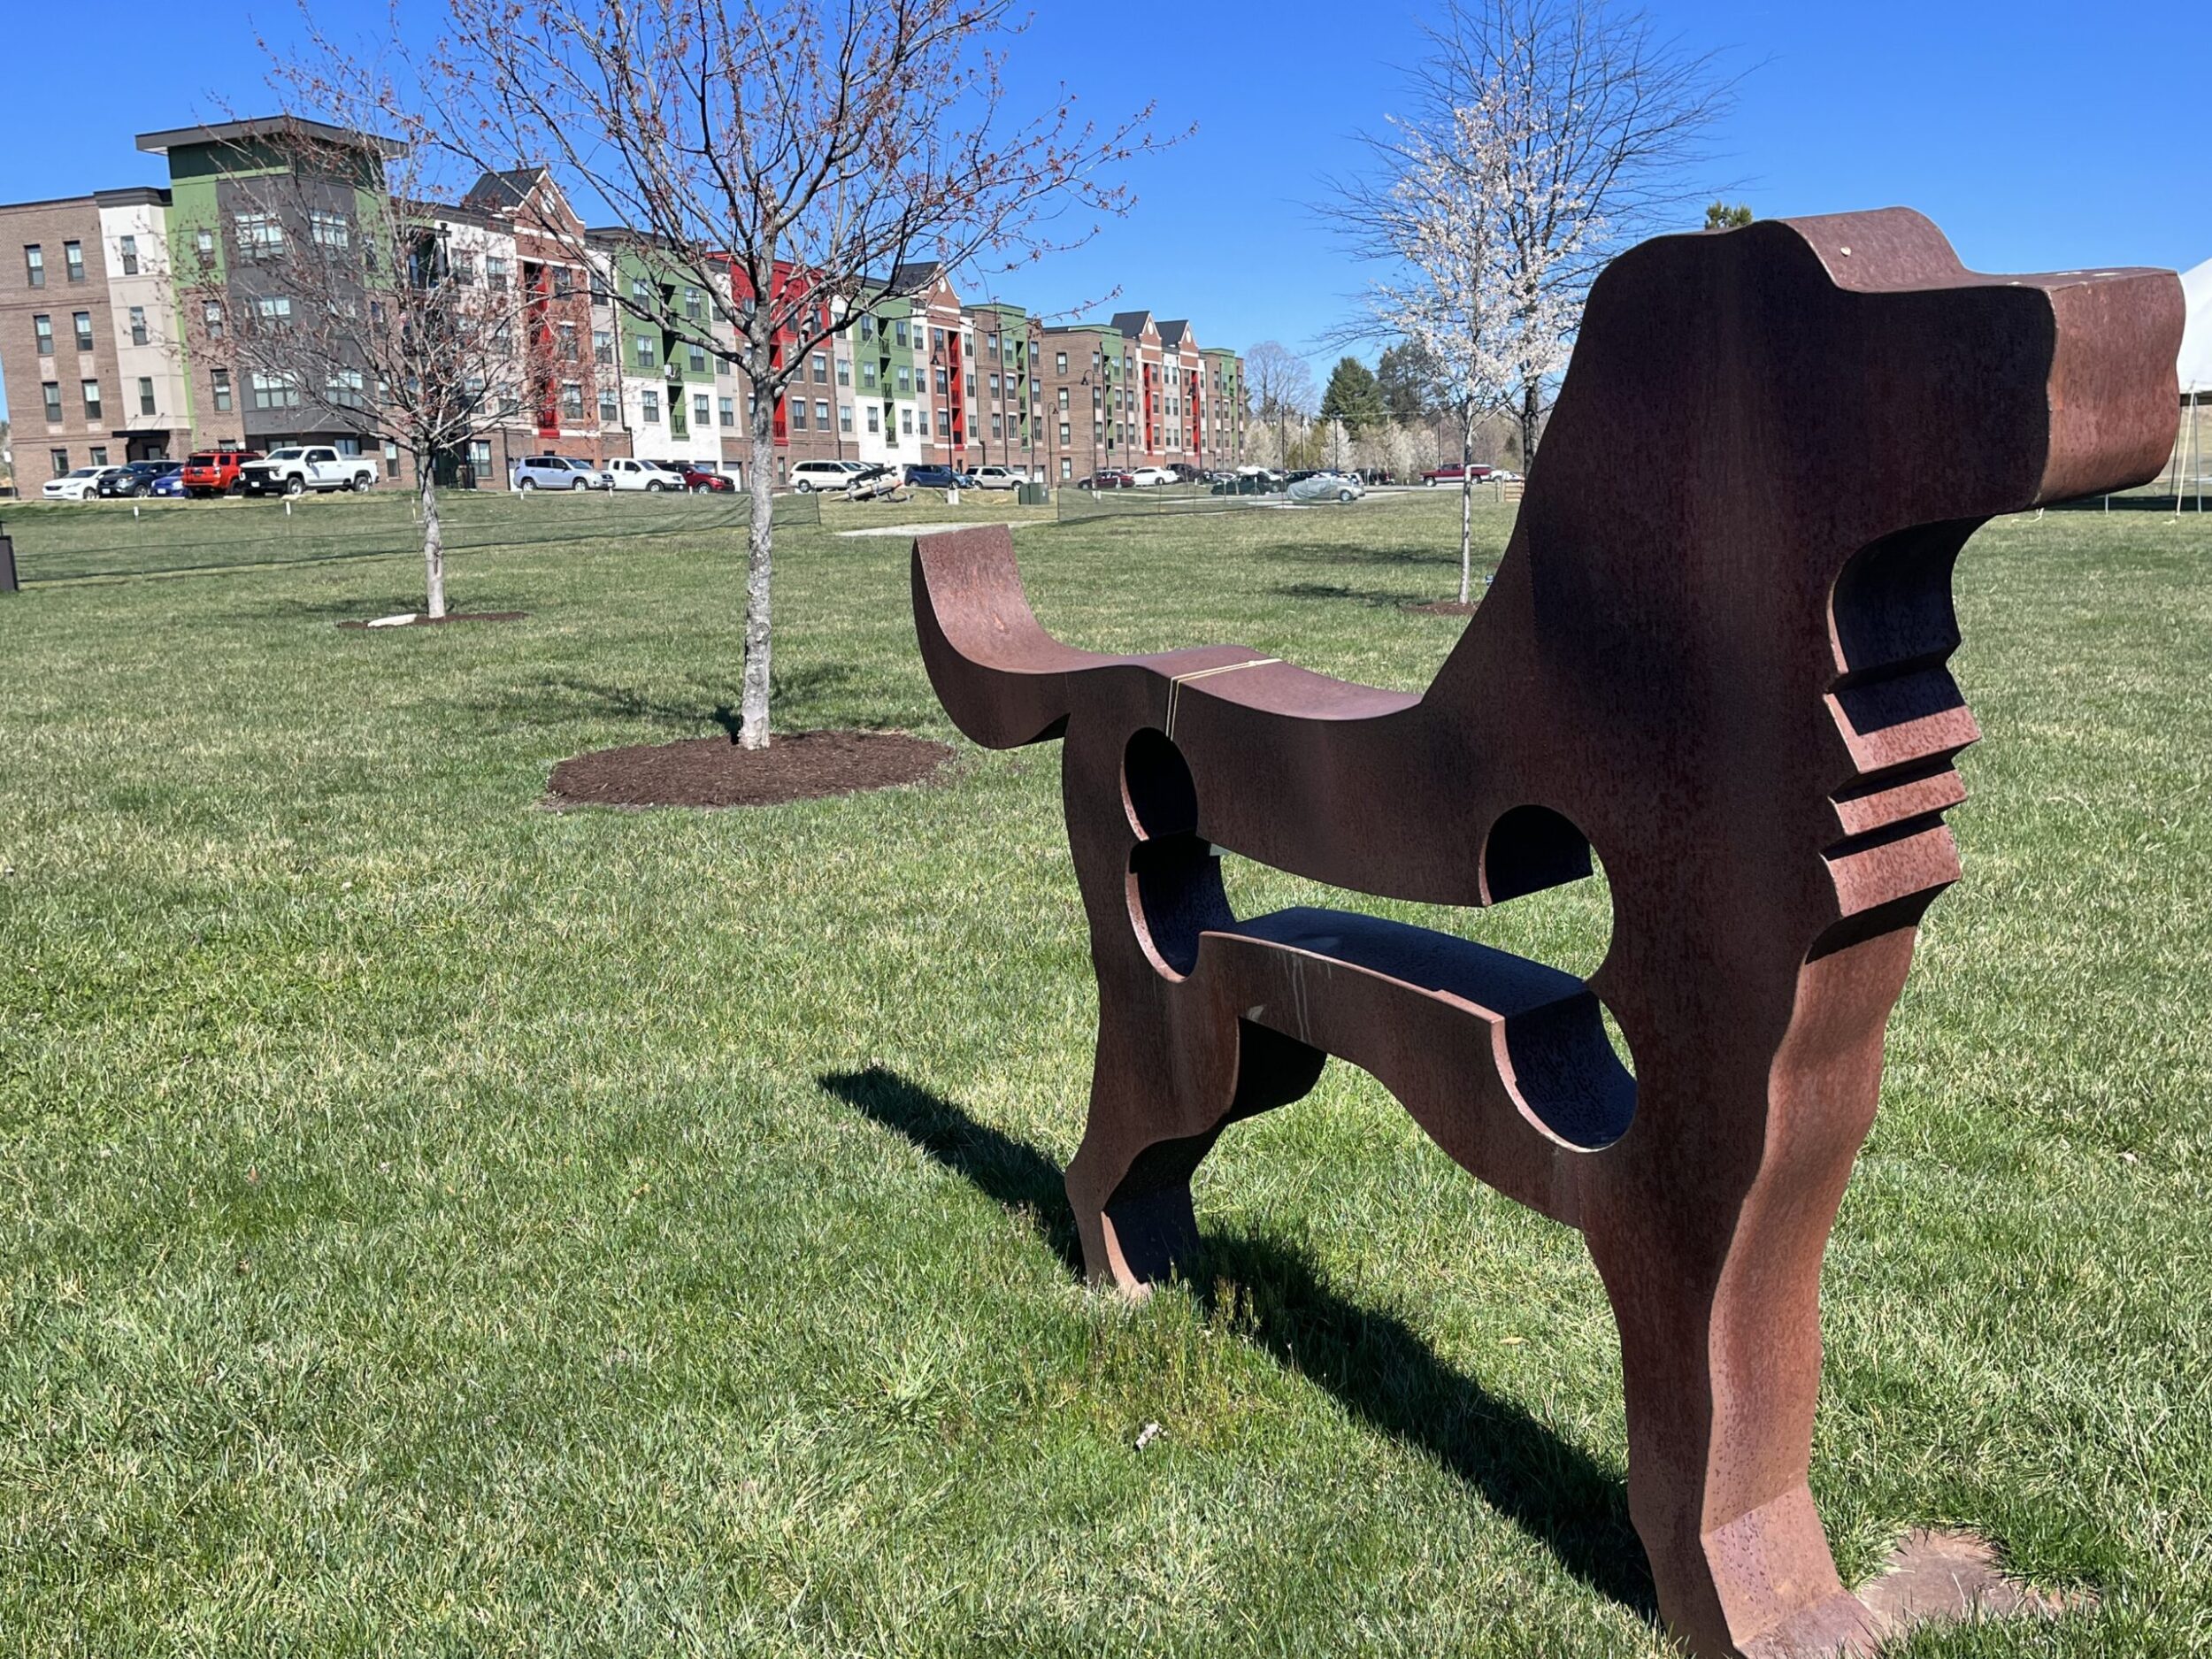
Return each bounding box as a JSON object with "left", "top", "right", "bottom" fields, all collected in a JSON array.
[{"left": 2, "top": 494, "right": 2208, "bottom": 1655}]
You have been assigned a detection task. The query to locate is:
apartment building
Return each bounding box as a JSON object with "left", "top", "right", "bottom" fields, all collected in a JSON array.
[
  {"left": 1, "top": 117, "right": 1249, "bottom": 490},
  {"left": 0, "top": 186, "right": 194, "bottom": 478}
]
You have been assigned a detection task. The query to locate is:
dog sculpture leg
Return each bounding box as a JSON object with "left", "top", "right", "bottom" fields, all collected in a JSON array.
[
  {"left": 1059, "top": 717, "right": 1326, "bottom": 1292},
  {"left": 1585, "top": 929, "right": 1920, "bottom": 1657}
]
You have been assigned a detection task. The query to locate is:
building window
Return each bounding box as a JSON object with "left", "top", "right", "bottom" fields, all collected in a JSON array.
[
  {"left": 26, "top": 244, "right": 44, "bottom": 288},
  {"left": 1060, "top": 457, "right": 1071, "bottom": 480},
  {"left": 810, "top": 351, "right": 827, "bottom": 383},
  {"left": 936, "top": 408, "right": 949, "bottom": 436},
  {"left": 469, "top": 439, "right": 492, "bottom": 476},
  {"left": 683, "top": 286, "right": 703, "bottom": 320},
  {"left": 557, "top": 322, "right": 579, "bottom": 360},
  {"left": 310, "top": 210, "right": 350, "bottom": 248},
  {"left": 838, "top": 403, "right": 853, "bottom": 434},
  {"left": 687, "top": 342, "right": 706, "bottom": 373},
  {"left": 901, "top": 406, "right": 913, "bottom": 435},
  {"left": 211, "top": 369, "right": 233, "bottom": 412},
  {"left": 81, "top": 380, "right": 102, "bottom": 421},
  {"left": 233, "top": 213, "right": 282, "bottom": 261},
  {"left": 790, "top": 398, "right": 808, "bottom": 431},
  {"left": 561, "top": 381, "right": 585, "bottom": 421},
  {"left": 835, "top": 357, "right": 849, "bottom": 387},
  {"left": 634, "top": 334, "right": 657, "bottom": 369},
  {"left": 693, "top": 392, "right": 710, "bottom": 425},
  {"left": 138, "top": 377, "right": 156, "bottom": 416},
  {"left": 42, "top": 382, "right": 62, "bottom": 423},
  {"left": 810, "top": 398, "right": 826, "bottom": 428},
  {"left": 630, "top": 278, "right": 649, "bottom": 306},
  {"left": 641, "top": 389, "right": 660, "bottom": 423},
  {"left": 861, "top": 361, "right": 878, "bottom": 390},
  {"left": 895, "top": 365, "right": 911, "bottom": 394},
  {"left": 65, "top": 241, "right": 84, "bottom": 282},
  {"left": 1059, "top": 421, "right": 1071, "bottom": 445},
  {"left": 1055, "top": 350, "right": 1068, "bottom": 373},
  {"left": 594, "top": 329, "right": 613, "bottom": 365},
  {"left": 893, "top": 319, "right": 909, "bottom": 347},
  {"left": 933, "top": 366, "right": 948, "bottom": 394},
  {"left": 718, "top": 396, "right": 735, "bottom": 427},
  {"left": 991, "top": 411, "right": 1002, "bottom": 438},
  {"left": 250, "top": 372, "right": 299, "bottom": 410},
  {"left": 486, "top": 256, "right": 509, "bottom": 291},
  {"left": 50, "top": 448, "right": 70, "bottom": 476},
  {"left": 552, "top": 267, "right": 573, "bottom": 299},
  {"left": 383, "top": 442, "right": 401, "bottom": 480},
  {"left": 88, "top": 446, "right": 108, "bottom": 466},
  {"left": 326, "top": 369, "right": 366, "bottom": 409},
  {"left": 204, "top": 300, "right": 225, "bottom": 340},
  {"left": 865, "top": 404, "right": 879, "bottom": 434},
  {"left": 33, "top": 314, "right": 51, "bottom": 356},
  {"left": 254, "top": 296, "right": 293, "bottom": 330},
  {"left": 589, "top": 268, "right": 611, "bottom": 303},
  {"left": 73, "top": 312, "right": 93, "bottom": 352},
  {"left": 119, "top": 234, "right": 139, "bottom": 275},
  {"left": 599, "top": 387, "right": 619, "bottom": 424},
  {"left": 449, "top": 250, "right": 474, "bottom": 283},
  {"left": 193, "top": 227, "right": 215, "bottom": 264},
  {"left": 931, "top": 327, "right": 944, "bottom": 352},
  {"left": 129, "top": 306, "right": 149, "bottom": 346}
]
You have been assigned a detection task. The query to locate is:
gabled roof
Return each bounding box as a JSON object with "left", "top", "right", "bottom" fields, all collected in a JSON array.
[
  {"left": 1158, "top": 319, "right": 1193, "bottom": 348},
  {"left": 1110, "top": 310, "right": 1156, "bottom": 337},
  {"left": 463, "top": 166, "right": 548, "bottom": 213},
  {"left": 887, "top": 260, "right": 944, "bottom": 296}
]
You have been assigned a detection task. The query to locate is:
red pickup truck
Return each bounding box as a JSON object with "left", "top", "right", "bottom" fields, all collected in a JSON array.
[
  {"left": 1421, "top": 462, "right": 1494, "bottom": 486},
  {"left": 179, "top": 449, "right": 265, "bottom": 498}
]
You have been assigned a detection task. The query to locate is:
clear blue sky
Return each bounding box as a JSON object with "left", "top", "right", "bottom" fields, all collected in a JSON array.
[{"left": 1, "top": 0, "right": 2203, "bottom": 419}]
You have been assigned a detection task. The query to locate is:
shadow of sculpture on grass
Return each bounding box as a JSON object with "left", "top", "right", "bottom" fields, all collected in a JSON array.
[{"left": 817, "top": 1064, "right": 1657, "bottom": 1620}]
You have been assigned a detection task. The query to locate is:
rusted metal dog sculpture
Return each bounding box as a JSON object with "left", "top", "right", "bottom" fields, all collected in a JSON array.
[{"left": 909, "top": 211, "right": 2182, "bottom": 1657}]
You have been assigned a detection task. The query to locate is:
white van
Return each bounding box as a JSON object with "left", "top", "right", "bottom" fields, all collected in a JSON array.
[
  {"left": 790, "top": 459, "right": 869, "bottom": 493},
  {"left": 606, "top": 457, "right": 683, "bottom": 492}
]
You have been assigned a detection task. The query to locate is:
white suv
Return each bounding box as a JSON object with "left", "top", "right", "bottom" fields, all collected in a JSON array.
[
  {"left": 969, "top": 465, "right": 1029, "bottom": 490},
  {"left": 790, "top": 459, "right": 869, "bottom": 493},
  {"left": 605, "top": 457, "right": 684, "bottom": 492}
]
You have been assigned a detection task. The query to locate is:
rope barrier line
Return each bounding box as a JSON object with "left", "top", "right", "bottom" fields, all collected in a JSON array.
[{"left": 1164, "top": 657, "right": 1280, "bottom": 739}]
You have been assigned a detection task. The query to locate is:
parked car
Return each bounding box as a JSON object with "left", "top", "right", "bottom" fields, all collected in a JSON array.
[
  {"left": 647, "top": 460, "right": 734, "bottom": 493},
  {"left": 968, "top": 465, "right": 1029, "bottom": 490},
  {"left": 902, "top": 464, "right": 975, "bottom": 490},
  {"left": 790, "top": 459, "right": 872, "bottom": 493},
  {"left": 605, "top": 457, "right": 685, "bottom": 492},
  {"left": 179, "top": 449, "right": 264, "bottom": 498},
  {"left": 1129, "top": 465, "right": 1177, "bottom": 488},
  {"left": 1287, "top": 471, "right": 1367, "bottom": 504},
  {"left": 238, "top": 446, "right": 379, "bottom": 496},
  {"left": 1487, "top": 469, "right": 1525, "bottom": 482},
  {"left": 1076, "top": 469, "right": 1135, "bottom": 489},
  {"left": 1422, "top": 462, "right": 1493, "bottom": 486},
  {"left": 97, "top": 460, "right": 181, "bottom": 498},
  {"left": 148, "top": 465, "right": 188, "bottom": 499},
  {"left": 43, "top": 465, "right": 131, "bottom": 502},
  {"left": 512, "top": 454, "right": 610, "bottom": 491},
  {"left": 843, "top": 465, "right": 906, "bottom": 502}
]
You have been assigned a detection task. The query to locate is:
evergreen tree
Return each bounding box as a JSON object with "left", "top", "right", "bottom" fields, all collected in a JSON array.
[
  {"left": 1317, "top": 356, "right": 1387, "bottom": 436},
  {"left": 1376, "top": 342, "right": 1440, "bottom": 421},
  {"left": 1704, "top": 201, "right": 1754, "bottom": 229}
]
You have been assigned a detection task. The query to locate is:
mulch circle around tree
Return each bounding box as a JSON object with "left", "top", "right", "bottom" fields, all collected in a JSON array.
[
  {"left": 1406, "top": 600, "right": 1479, "bottom": 617},
  {"left": 545, "top": 730, "right": 954, "bottom": 810},
  {"left": 335, "top": 611, "right": 530, "bottom": 630}
]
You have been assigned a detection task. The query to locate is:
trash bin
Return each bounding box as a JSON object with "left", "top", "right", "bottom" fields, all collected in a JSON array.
[{"left": 1018, "top": 482, "right": 1049, "bottom": 506}]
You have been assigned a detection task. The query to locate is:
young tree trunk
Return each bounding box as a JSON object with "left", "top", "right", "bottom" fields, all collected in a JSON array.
[
  {"left": 739, "top": 351, "right": 777, "bottom": 750},
  {"left": 419, "top": 465, "right": 447, "bottom": 619},
  {"left": 1458, "top": 403, "right": 1475, "bottom": 605},
  {"left": 1519, "top": 378, "right": 1543, "bottom": 468}
]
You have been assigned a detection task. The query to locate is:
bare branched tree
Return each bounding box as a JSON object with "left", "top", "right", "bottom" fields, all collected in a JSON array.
[
  {"left": 416, "top": 0, "right": 1176, "bottom": 749},
  {"left": 1243, "top": 342, "right": 1316, "bottom": 471},
  {"left": 191, "top": 92, "right": 541, "bottom": 618},
  {"left": 1407, "top": 0, "right": 1739, "bottom": 461}
]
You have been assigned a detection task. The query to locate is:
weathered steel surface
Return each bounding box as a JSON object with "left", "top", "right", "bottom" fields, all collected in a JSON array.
[{"left": 909, "top": 209, "right": 2183, "bottom": 1658}]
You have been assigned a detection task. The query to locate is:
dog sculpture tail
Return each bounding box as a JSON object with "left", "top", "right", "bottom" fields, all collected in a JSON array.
[{"left": 911, "top": 526, "right": 1115, "bottom": 749}]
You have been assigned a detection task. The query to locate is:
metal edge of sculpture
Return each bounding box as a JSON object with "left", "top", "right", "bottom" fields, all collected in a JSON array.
[{"left": 906, "top": 209, "right": 2184, "bottom": 1658}]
